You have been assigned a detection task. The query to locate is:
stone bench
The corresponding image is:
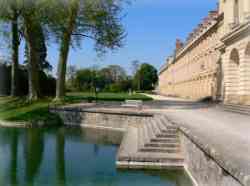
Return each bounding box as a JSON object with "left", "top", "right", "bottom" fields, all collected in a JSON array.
[{"left": 122, "top": 100, "right": 143, "bottom": 109}]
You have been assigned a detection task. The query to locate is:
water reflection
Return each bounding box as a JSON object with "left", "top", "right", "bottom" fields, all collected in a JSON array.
[
  {"left": 56, "top": 128, "right": 66, "bottom": 186},
  {"left": 24, "top": 129, "right": 44, "bottom": 186},
  {"left": 0, "top": 127, "right": 193, "bottom": 186},
  {"left": 10, "top": 130, "right": 18, "bottom": 186}
]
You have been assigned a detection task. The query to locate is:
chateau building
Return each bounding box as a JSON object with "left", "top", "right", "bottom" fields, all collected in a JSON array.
[{"left": 159, "top": 0, "right": 250, "bottom": 105}]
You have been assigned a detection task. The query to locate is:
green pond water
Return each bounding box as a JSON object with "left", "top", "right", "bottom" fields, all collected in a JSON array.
[{"left": 0, "top": 127, "right": 193, "bottom": 186}]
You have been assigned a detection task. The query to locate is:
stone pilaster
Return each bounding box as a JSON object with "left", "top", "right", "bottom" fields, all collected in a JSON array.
[{"left": 244, "top": 0, "right": 250, "bottom": 22}]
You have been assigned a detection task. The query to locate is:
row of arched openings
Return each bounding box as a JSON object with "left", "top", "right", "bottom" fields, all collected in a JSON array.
[{"left": 229, "top": 43, "right": 250, "bottom": 97}]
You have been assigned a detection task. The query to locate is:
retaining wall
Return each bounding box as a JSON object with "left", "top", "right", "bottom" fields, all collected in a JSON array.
[
  {"left": 50, "top": 107, "right": 153, "bottom": 131},
  {"left": 180, "top": 129, "right": 243, "bottom": 186}
]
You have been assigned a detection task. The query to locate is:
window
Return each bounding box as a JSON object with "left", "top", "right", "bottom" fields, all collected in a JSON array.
[{"left": 234, "top": 0, "right": 240, "bottom": 24}]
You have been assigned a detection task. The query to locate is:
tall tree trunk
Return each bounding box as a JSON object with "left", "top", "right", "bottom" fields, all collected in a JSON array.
[
  {"left": 24, "top": 17, "right": 40, "bottom": 101},
  {"left": 11, "top": 9, "right": 19, "bottom": 97},
  {"left": 55, "top": 1, "right": 79, "bottom": 100}
]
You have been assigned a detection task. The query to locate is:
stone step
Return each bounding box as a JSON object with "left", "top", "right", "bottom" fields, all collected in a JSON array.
[
  {"left": 151, "top": 119, "right": 178, "bottom": 138},
  {"left": 151, "top": 119, "right": 162, "bottom": 136},
  {"left": 139, "top": 122, "right": 180, "bottom": 149},
  {"left": 154, "top": 116, "right": 167, "bottom": 130},
  {"left": 117, "top": 123, "right": 184, "bottom": 170},
  {"left": 117, "top": 161, "right": 184, "bottom": 170},
  {"left": 223, "top": 104, "right": 250, "bottom": 116},
  {"left": 118, "top": 151, "right": 184, "bottom": 163},
  {"left": 224, "top": 108, "right": 250, "bottom": 116},
  {"left": 139, "top": 146, "right": 180, "bottom": 153},
  {"left": 156, "top": 117, "right": 177, "bottom": 133},
  {"left": 151, "top": 137, "right": 179, "bottom": 143},
  {"left": 146, "top": 119, "right": 157, "bottom": 139},
  {"left": 145, "top": 142, "right": 180, "bottom": 148},
  {"left": 156, "top": 133, "right": 178, "bottom": 138},
  {"left": 224, "top": 105, "right": 250, "bottom": 112},
  {"left": 159, "top": 116, "right": 179, "bottom": 130},
  {"left": 138, "top": 126, "right": 145, "bottom": 150},
  {"left": 224, "top": 104, "right": 250, "bottom": 110},
  {"left": 138, "top": 123, "right": 153, "bottom": 150},
  {"left": 142, "top": 123, "right": 151, "bottom": 144}
]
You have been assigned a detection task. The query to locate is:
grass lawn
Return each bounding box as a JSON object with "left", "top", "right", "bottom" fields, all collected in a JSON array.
[
  {"left": 0, "top": 92, "right": 152, "bottom": 123},
  {"left": 0, "top": 97, "right": 58, "bottom": 123}
]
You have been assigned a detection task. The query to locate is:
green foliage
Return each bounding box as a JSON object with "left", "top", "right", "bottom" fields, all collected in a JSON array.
[
  {"left": 43, "top": 0, "right": 125, "bottom": 53},
  {"left": 74, "top": 69, "right": 93, "bottom": 91},
  {"left": 24, "top": 29, "right": 52, "bottom": 71},
  {"left": 133, "top": 63, "right": 158, "bottom": 91},
  {"left": 68, "top": 62, "right": 159, "bottom": 93},
  {"left": 68, "top": 65, "right": 131, "bottom": 93}
]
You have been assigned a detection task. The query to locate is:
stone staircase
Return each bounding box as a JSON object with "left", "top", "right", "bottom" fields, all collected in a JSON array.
[
  {"left": 222, "top": 104, "right": 250, "bottom": 116},
  {"left": 116, "top": 115, "right": 184, "bottom": 170}
]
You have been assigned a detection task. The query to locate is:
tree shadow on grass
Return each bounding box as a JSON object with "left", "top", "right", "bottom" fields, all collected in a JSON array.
[
  {"left": 0, "top": 97, "right": 31, "bottom": 113},
  {"left": 6, "top": 106, "right": 62, "bottom": 125}
]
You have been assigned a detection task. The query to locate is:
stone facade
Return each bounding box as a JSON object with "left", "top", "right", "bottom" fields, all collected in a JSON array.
[{"left": 159, "top": 0, "right": 250, "bottom": 104}]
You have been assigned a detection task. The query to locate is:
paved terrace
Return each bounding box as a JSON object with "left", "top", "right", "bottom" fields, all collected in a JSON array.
[{"left": 145, "top": 94, "right": 250, "bottom": 186}]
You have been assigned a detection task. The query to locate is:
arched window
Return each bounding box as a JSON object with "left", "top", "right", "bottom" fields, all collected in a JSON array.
[
  {"left": 230, "top": 48, "right": 240, "bottom": 65},
  {"left": 245, "top": 42, "right": 250, "bottom": 57}
]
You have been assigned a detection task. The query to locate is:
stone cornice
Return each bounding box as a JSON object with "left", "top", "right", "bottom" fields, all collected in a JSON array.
[
  {"left": 221, "top": 21, "right": 250, "bottom": 45},
  {"left": 159, "top": 13, "right": 223, "bottom": 75},
  {"left": 175, "top": 20, "right": 218, "bottom": 61},
  {"left": 159, "top": 63, "right": 169, "bottom": 75}
]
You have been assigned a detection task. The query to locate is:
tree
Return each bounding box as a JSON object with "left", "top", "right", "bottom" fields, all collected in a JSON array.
[
  {"left": 24, "top": 24, "right": 51, "bottom": 72},
  {"left": 0, "top": 0, "right": 21, "bottom": 96},
  {"left": 20, "top": 0, "right": 50, "bottom": 100},
  {"left": 133, "top": 63, "right": 158, "bottom": 91},
  {"left": 75, "top": 68, "right": 93, "bottom": 91},
  {"left": 50, "top": 0, "right": 126, "bottom": 100},
  {"left": 55, "top": 0, "right": 80, "bottom": 100},
  {"left": 106, "top": 65, "right": 127, "bottom": 82},
  {"left": 131, "top": 60, "right": 140, "bottom": 76},
  {"left": 66, "top": 65, "right": 77, "bottom": 90},
  {"left": 20, "top": 0, "right": 54, "bottom": 100}
]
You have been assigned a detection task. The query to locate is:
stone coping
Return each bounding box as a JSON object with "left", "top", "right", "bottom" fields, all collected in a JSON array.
[
  {"left": 64, "top": 122, "right": 126, "bottom": 132},
  {"left": 0, "top": 120, "right": 32, "bottom": 128},
  {"left": 168, "top": 118, "right": 248, "bottom": 186},
  {"left": 0, "top": 120, "right": 54, "bottom": 128},
  {"left": 50, "top": 106, "right": 154, "bottom": 117},
  {"left": 116, "top": 161, "right": 184, "bottom": 170}
]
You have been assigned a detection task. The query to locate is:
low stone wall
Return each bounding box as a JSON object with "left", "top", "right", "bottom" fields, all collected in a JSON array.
[
  {"left": 180, "top": 129, "right": 243, "bottom": 186},
  {"left": 50, "top": 107, "right": 153, "bottom": 131}
]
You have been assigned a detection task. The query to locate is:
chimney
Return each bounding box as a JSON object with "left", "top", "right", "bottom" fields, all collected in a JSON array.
[
  {"left": 175, "top": 39, "right": 183, "bottom": 52},
  {"left": 208, "top": 10, "right": 218, "bottom": 20}
]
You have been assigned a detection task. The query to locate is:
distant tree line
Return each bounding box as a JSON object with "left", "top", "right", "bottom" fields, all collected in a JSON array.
[{"left": 66, "top": 62, "right": 158, "bottom": 93}]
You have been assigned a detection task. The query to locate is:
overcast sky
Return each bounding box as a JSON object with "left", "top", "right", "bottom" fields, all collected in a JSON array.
[{"left": 1, "top": 0, "right": 218, "bottom": 75}]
